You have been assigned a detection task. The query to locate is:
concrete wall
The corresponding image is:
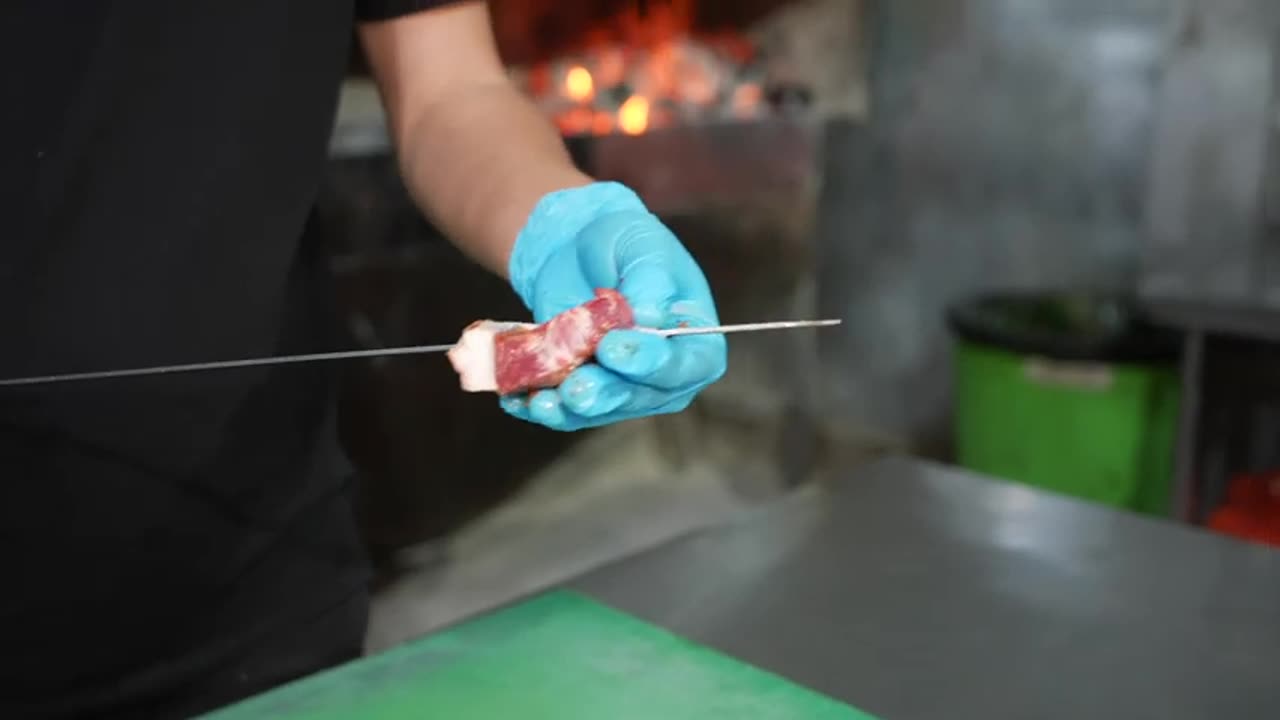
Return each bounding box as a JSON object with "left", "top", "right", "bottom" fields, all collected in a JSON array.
[{"left": 816, "top": 0, "right": 1175, "bottom": 454}]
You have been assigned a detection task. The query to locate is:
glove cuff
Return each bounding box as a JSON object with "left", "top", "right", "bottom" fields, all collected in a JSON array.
[{"left": 508, "top": 181, "right": 648, "bottom": 309}]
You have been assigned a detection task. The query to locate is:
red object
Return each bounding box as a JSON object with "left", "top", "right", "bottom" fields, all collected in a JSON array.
[
  {"left": 1209, "top": 473, "right": 1280, "bottom": 548},
  {"left": 493, "top": 288, "right": 635, "bottom": 395}
]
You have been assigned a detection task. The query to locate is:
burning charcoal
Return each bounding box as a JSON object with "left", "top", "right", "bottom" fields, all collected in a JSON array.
[
  {"left": 599, "top": 82, "right": 633, "bottom": 110},
  {"left": 650, "top": 97, "right": 687, "bottom": 130},
  {"left": 725, "top": 82, "right": 765, "bottom": 121},
  {"left": 617, "top": 95, "right": 653, "bottom": 135},
  {"left": 555, "top": 106, "right": 596, "bottom": 137},
  {"left": 590, "top": 111, "right": 615, "bottom": 136},
  {"left": 669, "top": 40, "right": 727, "bottom": 107},
  {"left": 706, "top": 32, "right": 757, "bottom": 66},
  {"left": 548, "top": 59, "right": 597, "bottom": 105},
  {"left": 720, "top": 64, "right": 767, "bottom": 121},
  {"left": 593, "top": 46, "right": 628, "bottom": 89},
  {"left": 518, "top": 7, "right": 768, "bottom": 136},
  {"left": 626, "top": 48, "right": 665, "bottom": 100}
]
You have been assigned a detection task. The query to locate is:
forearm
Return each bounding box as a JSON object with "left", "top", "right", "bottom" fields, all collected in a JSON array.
[
  {"left": 395, "top": 82, "right": 591, "bottom": 276},
  {"left": 358, "top": 2, "right": 594, "bottom": 278}
]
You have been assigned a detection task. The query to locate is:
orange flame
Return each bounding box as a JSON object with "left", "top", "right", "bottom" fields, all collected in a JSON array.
[
  {"left": 564, "top": 65, "right": 594, "bottom": 102},
  {"left": 525, "top": 0, "right": 763, "bottom": 138},
  {"left": 591, "top": 111, "right": 615, "bottom": 136},
  {"left": 618, "top": 96, "right": 650, "bottom": 135}
]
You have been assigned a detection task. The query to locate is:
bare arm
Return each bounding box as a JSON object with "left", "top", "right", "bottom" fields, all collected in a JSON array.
[{"left": 358, "top": 1, "right": 593, "bottom": 277}]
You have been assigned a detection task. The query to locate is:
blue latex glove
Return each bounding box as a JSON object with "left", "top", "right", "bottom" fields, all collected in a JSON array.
[{"left": 502, "top": 181, "right": 726, "bottom": 431}]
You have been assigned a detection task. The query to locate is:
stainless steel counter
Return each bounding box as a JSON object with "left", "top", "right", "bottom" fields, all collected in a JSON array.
[{"left": 567, "top": 457, "right": 1280, "bottom": 719}]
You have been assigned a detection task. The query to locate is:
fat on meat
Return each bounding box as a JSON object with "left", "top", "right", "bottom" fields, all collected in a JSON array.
[{"left": 446, "top": 320, "right": 532, "bottom": 393}]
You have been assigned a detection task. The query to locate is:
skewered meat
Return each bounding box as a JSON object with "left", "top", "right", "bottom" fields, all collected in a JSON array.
[
  {"left": 447, "top": 288, "right": 636, "bottom": 395},
  {"left": 446, "top": 320, "right": 533, "bottom": 393}
]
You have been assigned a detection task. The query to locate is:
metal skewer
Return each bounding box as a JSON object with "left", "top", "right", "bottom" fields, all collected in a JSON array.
[
  {"left": 0, "top": 319, "right": 841, "bottom": 387},
  {"left": 651, "top": 318, "right": 842, "bottom": 337}
]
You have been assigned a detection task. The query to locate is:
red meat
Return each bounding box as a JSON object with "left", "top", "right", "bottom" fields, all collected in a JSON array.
[{"left": 493, "top": 288, "right": 635, "bottom": 395}]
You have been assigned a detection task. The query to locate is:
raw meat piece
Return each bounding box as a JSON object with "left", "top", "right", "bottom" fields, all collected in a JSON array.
[
  {"left": 494, "top": 288, "right": 635, "bottom": 395},
  {"left": 447, "top": 320, "right": 533, "bottom": 393},
  {"left": 446, "top": 288, "right": 635, "bottom": 395}
]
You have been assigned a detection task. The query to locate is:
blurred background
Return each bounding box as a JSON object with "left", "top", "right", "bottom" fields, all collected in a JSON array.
[{"left": 316, "top": 0, "right": 1280, "bottom": 652}]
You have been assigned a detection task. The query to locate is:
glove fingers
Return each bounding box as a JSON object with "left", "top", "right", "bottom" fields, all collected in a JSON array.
[
  {"left": 596, "top": 330, "right": 726, "bottom": 391},
  {"left": 526, "top": 389, "right": 575, "bottom": 430},
  {"left": 499, "top": 394, "right": 536, "bottom": 423},
  {"left": 558, "top": 364, "right": 633, "bottom": 417},
  {"left": 501, "top": 390, "right": 590, "bottom": 432},
  {"left": 499, "top": 376, "right": 629, "bottom": 428},
  {"left": 567, "top": 355, "right": 709, "bottom": 417},
  {"left": 559, "top": 364, "right": 694, "bottom": 418},
  {"left": 616, "top": 384, "right": 695, "bottom": 416},
  {"left": 617, "top": 263, "right": 678, "bottom": 328},
  {"left": 503, "top": 393, "right": 693, "bottom": 430}
]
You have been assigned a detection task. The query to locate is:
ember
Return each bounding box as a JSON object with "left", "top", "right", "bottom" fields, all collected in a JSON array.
[{"left": 512, "top": 0, "right": 777, "bottom": 137}]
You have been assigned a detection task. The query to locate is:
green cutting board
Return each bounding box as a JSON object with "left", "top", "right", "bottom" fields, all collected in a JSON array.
[{"left": 201, "top": 590, "right": 876, "bottom": 719}]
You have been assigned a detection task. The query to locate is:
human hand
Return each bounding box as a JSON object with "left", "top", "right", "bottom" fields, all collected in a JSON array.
[{"left": 502, "top": 182, "right": 727, "bottom": 431}]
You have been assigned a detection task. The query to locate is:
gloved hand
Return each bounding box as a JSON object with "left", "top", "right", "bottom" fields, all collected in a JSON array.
[{"left": 502, "top": 181, "right": 726, "bottom": 431}]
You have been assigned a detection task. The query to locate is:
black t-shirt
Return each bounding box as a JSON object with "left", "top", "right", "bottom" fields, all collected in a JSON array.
[{"left": 0, "top": 1, "right": 452, "bottom": 716}]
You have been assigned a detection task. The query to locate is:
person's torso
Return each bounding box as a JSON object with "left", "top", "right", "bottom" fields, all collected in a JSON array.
[{"left": 0, "top": 2, "right": 371, "bottom": 714}]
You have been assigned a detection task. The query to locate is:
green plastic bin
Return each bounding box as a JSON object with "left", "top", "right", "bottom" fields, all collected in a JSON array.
[{"left": 947, "top": 293, "right": 1181, "bottom": 515}]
